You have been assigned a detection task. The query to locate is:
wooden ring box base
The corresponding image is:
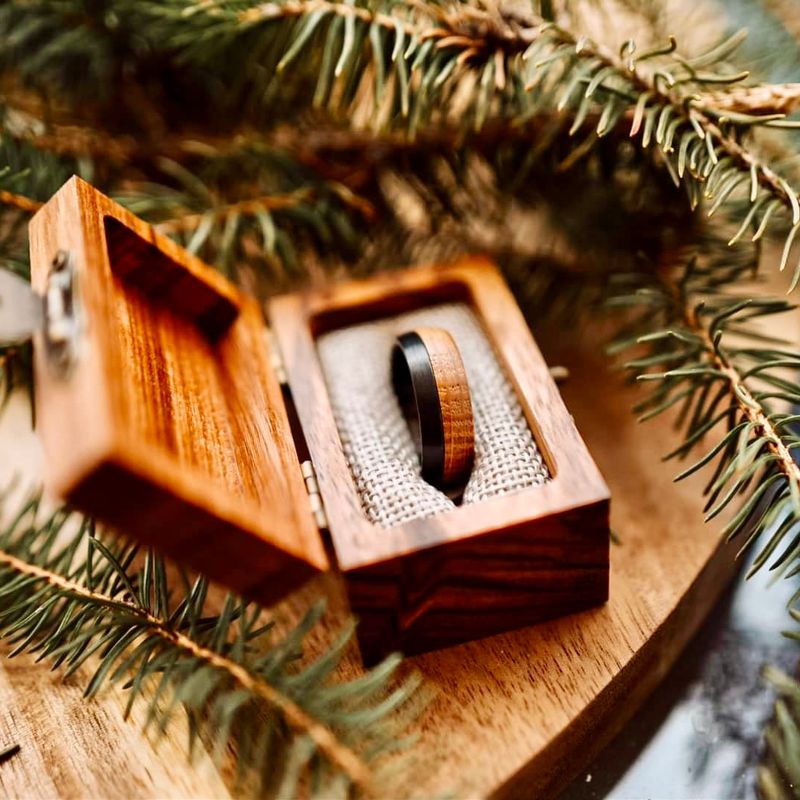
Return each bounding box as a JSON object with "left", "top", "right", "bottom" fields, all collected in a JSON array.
[{"left": 29, "top": 177, "right": 610, "bottom": 662}]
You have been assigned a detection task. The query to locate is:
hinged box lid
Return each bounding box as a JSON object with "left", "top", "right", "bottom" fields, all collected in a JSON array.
[{"left": 28, "top": 177, "right": 328, "bottom": 603}]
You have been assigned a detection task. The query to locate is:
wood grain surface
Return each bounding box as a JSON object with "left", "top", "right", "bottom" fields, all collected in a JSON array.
[
  {"left": 414, "top": 326, "right": 475, "bottom": 488},
  {"left": 0, "top": 320, "right": 740, "bottom": 799}
]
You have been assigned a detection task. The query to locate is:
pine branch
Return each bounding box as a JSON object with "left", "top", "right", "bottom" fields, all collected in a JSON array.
[
  {"left": 9, "top": 2, "right": 800, "bottom": 291},
  {"left": 608, "top": 233, "right": 800, "bottom": 796},
  {"left": 110, "top": 2, "right": 800, "bottom": 284},
  {"left": 609, "top": 237, "right": 800, "bottom": 580},
  {"left": 700, "top": 83, "right": 800, "bottom": 116},
  {"left": 0, "top": 189, "right": 42, "bottom": 213},
  {"left": 515, "top": 20, "right": 800, "bottom": 276},
  {"left": 656, "top": 263, "right": 800, "bottom": 499},
  {"left": 0, "top": 495, "right": 420, "bottom": 798},
  {"left": 0, "top": 123, "right": 372, "bottom": 289},
  {"left": 115, "top": 168, "right": 367, "bottom": 284},
  {"left": 0, "top": 85, "right": 625, "bottom": 185},
  {"left": 0, "top": 548, "right": 373, "bottom": 788},
  {"left": 0, "top": 3, "right": 119, "bottom": 100},
  {"left": 154, "top": 187, "right": 374, "bottom": 235}
]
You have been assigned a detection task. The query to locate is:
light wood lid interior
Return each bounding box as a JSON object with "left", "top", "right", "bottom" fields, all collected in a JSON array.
[{"left": 29, "top": 177, "right": 327, "bottom": 603}]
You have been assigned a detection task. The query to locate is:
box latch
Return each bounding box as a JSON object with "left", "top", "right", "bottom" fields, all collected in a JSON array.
[{"left": 0, "top": 250, "right": 81, "bottom": 376}]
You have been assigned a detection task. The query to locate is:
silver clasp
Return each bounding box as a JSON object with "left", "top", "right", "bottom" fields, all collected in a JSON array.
[
  {"left": 0, "top": 250, "right": 81, "bottom": 376},
  {"left": 43, "top": 251, "right": 80, "bottom": 376}
]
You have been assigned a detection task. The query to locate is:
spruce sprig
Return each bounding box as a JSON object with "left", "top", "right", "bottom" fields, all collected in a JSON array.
[
  {"left": 118, "top": 1, "right": 800, "bottom": 284},
  {"left": 7, "top": 2, "right": 800, "bottom": 287},
  {"left": 114, "top": 155, "right": 371, "bottom": 284},
  {"left": 0, "top": 122, "right": 371, "bottom": 288},
  {"left": 0, "top": 494, "right": 420, "bottom": 798},
  {"left": 609, "top": 240, "right": 800, "bottom": 583}
]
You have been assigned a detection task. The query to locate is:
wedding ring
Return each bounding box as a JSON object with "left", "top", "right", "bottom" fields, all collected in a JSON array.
[{"left": 391, "top": 327, "right": 475, "bottom": 489}]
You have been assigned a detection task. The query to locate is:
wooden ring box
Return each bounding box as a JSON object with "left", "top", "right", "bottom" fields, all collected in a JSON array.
[{"left": 29, "top": 177, "right": 610, "bottom": 662}]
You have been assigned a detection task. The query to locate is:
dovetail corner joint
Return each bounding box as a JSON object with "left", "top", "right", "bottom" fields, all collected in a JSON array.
[{"left": 301, "top": 460, "right": 328, "bottom": 530}]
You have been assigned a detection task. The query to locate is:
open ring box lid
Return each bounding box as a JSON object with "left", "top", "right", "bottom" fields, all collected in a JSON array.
[{"left": 29, "top": 177, "right": 610, "bottom": 661}]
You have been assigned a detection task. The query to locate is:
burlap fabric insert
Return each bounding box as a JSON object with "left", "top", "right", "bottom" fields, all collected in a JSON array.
[{"left": 316, "top": 303, "right": 550, "bottom": 528}]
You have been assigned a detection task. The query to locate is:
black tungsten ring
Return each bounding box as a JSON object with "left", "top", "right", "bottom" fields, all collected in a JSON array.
[{"left": 391, "top": 327, "right": 474, "bottom": 489}]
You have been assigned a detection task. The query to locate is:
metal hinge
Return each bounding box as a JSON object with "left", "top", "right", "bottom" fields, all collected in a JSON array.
[
  {"left": 265, "top": 328, "right": 288, "bottom": 385},
  {"left": 266, "top": 330, "right": 324, "bottom": 528},
  {"left": 301, "top": 460, "right": 328, "bottom": 530},
  {"left": 0, "top": 250, "right": 81, "bottom": 377}
]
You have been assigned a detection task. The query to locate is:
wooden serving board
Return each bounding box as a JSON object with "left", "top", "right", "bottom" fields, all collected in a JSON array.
[{"left": 0, "top": 324, "right": 740, "bottom": 800}]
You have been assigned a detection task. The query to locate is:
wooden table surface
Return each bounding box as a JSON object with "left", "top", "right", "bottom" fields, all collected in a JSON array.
[{"left": 0, "top": 329, "right": 742, "bottom": 799}]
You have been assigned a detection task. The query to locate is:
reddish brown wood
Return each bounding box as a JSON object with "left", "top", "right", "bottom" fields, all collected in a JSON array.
[
  {"left": 268, "top": 259, "right": 611, "bottom": 661},
  {"left": 29, "top": 177, "right": 327, "bottom": 603},
  {"left": 413, "top": 326, "right": 475, "bottom": 488}
]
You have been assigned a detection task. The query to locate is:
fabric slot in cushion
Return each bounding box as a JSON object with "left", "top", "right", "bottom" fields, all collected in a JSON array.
[{"left": 316, "top": 302, "right": 549, "bottom": 528}]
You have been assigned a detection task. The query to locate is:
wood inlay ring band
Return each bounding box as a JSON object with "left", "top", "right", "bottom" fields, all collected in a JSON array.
[{"left": 391, "top": 327, "right": 475, "bottom": 489}]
